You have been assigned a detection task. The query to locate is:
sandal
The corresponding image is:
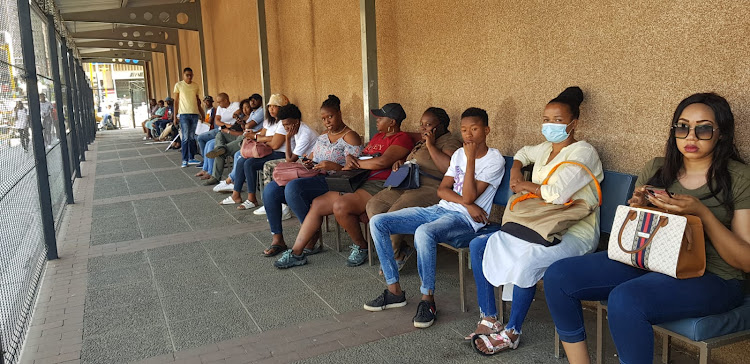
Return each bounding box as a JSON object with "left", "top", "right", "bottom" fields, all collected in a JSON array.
[
  {"left": 219, "top": 196, "right": 240, "bottom": 205},
  {"left": 464, "top": 319, "right": 504, "bottom": 340},
  {"left": 471, "top": 331, "right": 520, "bottom": 356},
  {"left": 237, "top": 200, "right": 257, "bottom": 210},
  {"left": 263, "top": 244, "right": 287, "bottom": 257}
]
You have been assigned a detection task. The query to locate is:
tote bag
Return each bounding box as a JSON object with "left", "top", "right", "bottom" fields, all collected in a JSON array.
[
  {"left": 501, "top": 161, "right": 602, "bottom": 246},
  {"left": 240, "top": 139, "right": 273, "bottom": 159},
  {"left": 607, "top": 205, "right": 705, "bottom": 279},
  {"left": 272, "top": 162, "right": 324, "bottom": 186}
]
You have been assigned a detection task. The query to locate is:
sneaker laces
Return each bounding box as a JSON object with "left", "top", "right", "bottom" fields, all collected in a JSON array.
[
  {"left": 416, "top": 300, "right": 434, "bottom": 318},
  {"left": 348, "top": 244, "right": 363, "bottom": 259}
]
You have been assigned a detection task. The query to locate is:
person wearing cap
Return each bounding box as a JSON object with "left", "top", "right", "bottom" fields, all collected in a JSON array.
[
  {"left": 218, "top": 94, "right": 290, "bottom": 209},
  {"left": 145, "top": 100, "right": 166, "bottom": 140},
  {"left": 153, "top": 97, "right": 174, "bottom": 138},
  {"left": 245, "top": 93, "right": 265, "bottom": 132},
  {"left": 173, "top": 67, "right": 204, "bottom": 167},
  {"left": 275, "top": 102, "right": 414, "bottom": 269}
]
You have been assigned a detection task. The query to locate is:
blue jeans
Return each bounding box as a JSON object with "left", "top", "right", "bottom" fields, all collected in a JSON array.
[
  {"left": 544, "top": 251, "right": 743, "bottom": 364},
  {"left": 202, "top": 140, "right": 215, "bottom": 173},
  {"left": 153, "top": 119, "right": 170, "bottom": 136},
  {"left": 229, "top": 151, "right": 241, "bottom": 182},
  {"left": 470, "top": 234, "right": 535, "bottom": 334},
  {"left": 198, "top": 128, "right": 219, "bottom": 157},
  {"left": 233, "top": 151, "right": 286, "bottom": 194},
  {"left": 369, "top": 205, "right": 475, "bottom": 295},
  {"left": 262, "top": 175, "right": 329, "bottom": 234},
  {"left": 179, "top": 114, "right": 199, "bottom": 161}
]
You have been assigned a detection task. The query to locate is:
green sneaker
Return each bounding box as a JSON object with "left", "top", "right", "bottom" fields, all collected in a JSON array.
[
  {"left": 347, "top": 245, "right": 368, "bottom": 267},
  {"left": 274, "top": 250, "right": 307, "bottom": 269}
]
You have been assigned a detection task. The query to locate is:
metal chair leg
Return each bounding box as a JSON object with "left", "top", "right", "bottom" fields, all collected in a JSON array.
[
  {"left": 365, "top": 222, "right": 374, "bottom": 266},
  {"left": 324, "top": 215, "right": 329, "bottom": 232},
  {"left": 335, "top": 218, "right": 341, "bottom": 252},
  {"left": 458, "top": 249, "right": 467, "bottom": 312},
  {"left": 554, "top": 330, "right": 563, "bottom": 358},
  {"left": 596, "top": 303, "right": 605, "bottom": 364},
  {"left": 698, "top": 345, "right": 709, "bottom": 364},
  {"left": 662, "top": 334, "right": 671, "bottom": 364}
]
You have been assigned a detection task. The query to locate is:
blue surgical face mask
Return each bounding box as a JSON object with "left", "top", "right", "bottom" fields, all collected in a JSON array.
[{"left": 542, "top": 122, "right": 572, "bottom": 143}]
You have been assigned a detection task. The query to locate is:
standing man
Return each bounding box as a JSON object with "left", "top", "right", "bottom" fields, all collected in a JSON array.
[
  {"left": 14, "top": 101, "right": 29, "bottom": 152},
  {"left": 173, "top": 67, "right": 204, "bottom": 167},
  {"left": 113, "top": 103, "right": 121, "bottom": 129},
  {"left": 39, "top": 93, "right": 55, "bottom": 147}
]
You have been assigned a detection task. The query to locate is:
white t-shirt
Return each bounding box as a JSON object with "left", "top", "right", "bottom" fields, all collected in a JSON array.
[
  {"left": 15, "top": 109, "right": 29, "bottom": 129},
  {"left": 291, "top": 122, "right": 319, "bottom": 157},
  {"left": 263, "top": 119, "right": 287, "bottom": 152},
  {"left": 438, "top": 147, "right": 505, "bottom": 231},
  {"left": 215, "top": 102, "right": 240, "bottom": 126}
]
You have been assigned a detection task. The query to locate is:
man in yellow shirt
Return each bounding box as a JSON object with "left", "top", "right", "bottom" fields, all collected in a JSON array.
[{"left": 173, "top": 67, "right": 204, "bottom": 167}]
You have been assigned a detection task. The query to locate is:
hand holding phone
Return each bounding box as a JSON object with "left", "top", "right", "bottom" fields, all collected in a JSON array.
[{"left": 645, "top": 186, "right": 674, "bottom": 198}]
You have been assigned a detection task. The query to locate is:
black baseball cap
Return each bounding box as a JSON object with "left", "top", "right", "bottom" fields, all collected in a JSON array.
[
  {"left": 370, "top": 103, "right": 406, "bottom": 122},
  {"left": 249, "top": 93, "right": 263, "bottom": 102},
  {"left": 203, "top": 95, "right": 214, "bottom": 102}
]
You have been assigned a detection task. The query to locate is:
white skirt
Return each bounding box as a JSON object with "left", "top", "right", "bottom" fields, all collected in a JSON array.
[{"left": 482, "top": 230, "right": 594, "bottom": 301}]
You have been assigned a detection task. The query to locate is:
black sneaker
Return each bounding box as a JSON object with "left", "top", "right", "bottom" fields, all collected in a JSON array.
[
  {"left": 413, "top": 300, "right": 437, "bottom": 328},
  {"left": 363, "top": 289, "right": 407, "bottom": 312}
]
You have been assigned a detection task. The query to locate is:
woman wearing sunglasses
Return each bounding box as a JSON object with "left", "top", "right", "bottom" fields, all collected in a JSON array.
[{"left": 543, "top": 93, "right": 750, "bottom": 363}]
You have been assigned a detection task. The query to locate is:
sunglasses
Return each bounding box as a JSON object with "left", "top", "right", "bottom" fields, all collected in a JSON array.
[{"left": 672, "top": 123, "right": 718, "bottom": 140}]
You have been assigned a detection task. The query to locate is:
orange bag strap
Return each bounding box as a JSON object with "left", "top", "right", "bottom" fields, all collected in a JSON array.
[{"left": 509, "top": 160, "right": 602, "bottom": 210}]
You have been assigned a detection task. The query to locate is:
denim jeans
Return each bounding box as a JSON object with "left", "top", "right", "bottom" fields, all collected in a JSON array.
[
  {"left": 197, "top": 128, "right": 220, "bottom": 157},
  {"left": 262, "top": 175, "right": 329, "bottom": 234},
  {"left": 202, "top": 139, "right": 215, "bottom": 173},
  {"left": 544, "top": 251, "right": 743, "bottom": 364},
  {"left": 233, "top": 152, "right": 286, "bottom": 193},
  {"left": 369, "top": 205, "right": 475, "bottom": 295},
  {"left": 179, "top": 114, "right": 199, "bottom": 161},
  {"left": 228, "top": 150, "right": 241, "bottom": 182},
  {"left": 470, "top": 234, "right": 535, "bottom": 333}
]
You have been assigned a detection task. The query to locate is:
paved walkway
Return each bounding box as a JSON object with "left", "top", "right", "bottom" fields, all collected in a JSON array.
[{"left": 18, "top": 129, "right": 706, "bottom": 364}]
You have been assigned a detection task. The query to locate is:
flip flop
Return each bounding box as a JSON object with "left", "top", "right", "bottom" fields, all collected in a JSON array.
[
  {"left": 219, "top": 196, "right": 239, "bottom": 205},
  {"left": 263, "top": 244, "right": 287, "bottom": 257}
]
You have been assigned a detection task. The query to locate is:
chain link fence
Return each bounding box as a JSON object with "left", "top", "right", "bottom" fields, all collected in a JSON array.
[{"left": 0, "top": 0, "right": 96, "bottom": 362}]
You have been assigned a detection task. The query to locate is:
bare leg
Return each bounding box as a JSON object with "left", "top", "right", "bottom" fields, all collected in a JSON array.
[
  {"left": 291, "top": 191, "right": 338, "bottom": 255},
  {"left": 562, "top": 341, "right": 591, "bottom": 364},
  {"left": 332, "top": 190, "right": 372, "bottom": 249}
]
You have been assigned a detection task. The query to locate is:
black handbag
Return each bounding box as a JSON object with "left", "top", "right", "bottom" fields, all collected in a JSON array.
[
  {"left": 384, "top": 163, "right": 442, "bottom": 190},
  {"left": 325, "top": 169, "right": 371, "bottom": 193}
]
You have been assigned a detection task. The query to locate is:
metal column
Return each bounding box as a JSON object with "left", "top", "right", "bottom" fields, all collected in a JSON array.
[
  {"left": 360, "top": 0, "right": 379, "bottom": 140},
  {"left": 69, "top": 54, "right": 85, "bottom": 161},
  {"left": 16, "top": 0, "right": 58, "bottom": 259},
  {"left": 256, "top": 0, "right": 271, "bottom": 102},
  {"left": 196, "top": 0, "right": 209, "bottom": 96},
  {"left": 61, "top": 44, "right": 81, "bottom": 178},
  {"left": 47, "top": 15, "right": 74, "bottom": 204},
  {"left": 164, "top": 50, "right": 171, "bottom": 96}
]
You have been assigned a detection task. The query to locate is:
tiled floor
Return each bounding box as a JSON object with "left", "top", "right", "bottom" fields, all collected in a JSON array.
[{"left": 18, "top": 129, "right": 720, "bottom": 364}]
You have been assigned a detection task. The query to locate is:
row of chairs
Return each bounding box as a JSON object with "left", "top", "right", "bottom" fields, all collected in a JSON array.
[{"left": 325, "top": 155, "right": 749, "bottom": 363}]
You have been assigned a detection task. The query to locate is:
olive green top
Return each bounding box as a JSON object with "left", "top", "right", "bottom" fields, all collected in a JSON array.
[{"left": 636, "top": 157, "right": 750, "bottom": 281}]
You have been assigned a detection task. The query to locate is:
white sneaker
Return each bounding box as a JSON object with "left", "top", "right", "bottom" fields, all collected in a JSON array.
[
  {"left": 281, "top": 204, "right": 292, "bottom": 220},
  {"left": 213, "top": 181, "right": 227, "bottom": 192},
  {"left": 253, "top": 206, "right": 267, "bottom": 215},
  {"left": 215, "top": 183, "right": 235, "bottom": 193}
]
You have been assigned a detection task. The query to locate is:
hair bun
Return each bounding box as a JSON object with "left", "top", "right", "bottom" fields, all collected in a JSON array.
[
  {"left": 327, "top": 94, "right": 341, "bottom": 106},
  {"left": 555, "top": 86, "right": 584, "bottom": 107}
]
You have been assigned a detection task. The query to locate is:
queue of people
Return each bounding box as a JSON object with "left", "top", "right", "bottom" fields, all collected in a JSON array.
[{"left": 148, "top": 66, "right": 749, "bottom": 362}]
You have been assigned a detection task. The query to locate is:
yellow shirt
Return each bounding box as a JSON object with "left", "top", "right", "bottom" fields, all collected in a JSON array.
[{"left": 173, "top": 80, "right": 201, "bottom": 115}]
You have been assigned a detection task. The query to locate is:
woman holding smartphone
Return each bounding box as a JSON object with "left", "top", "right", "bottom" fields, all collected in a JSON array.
[{"left": 544, "top": 93, "right": 750, "bottom": 363}]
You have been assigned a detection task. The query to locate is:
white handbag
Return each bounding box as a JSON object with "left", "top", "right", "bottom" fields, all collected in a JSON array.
[{"left": 607, "top": 205, "right": 705, "bottom": 279}]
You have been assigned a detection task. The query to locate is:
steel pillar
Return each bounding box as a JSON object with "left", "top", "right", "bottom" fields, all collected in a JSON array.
[
  {"left": 47, "top": 15, "right": 74, "bottom": 204},
  {"left": 360, "top": 0, "right": 379, "bottom": 140},
  {"left": 256, "top": 0, "right": 271, "bottom": 103},
  {"left": 61, "top": 43, "right": 81, "bottom": 179}
]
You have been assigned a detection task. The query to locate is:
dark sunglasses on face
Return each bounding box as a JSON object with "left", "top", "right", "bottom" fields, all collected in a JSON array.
[{"left": 672, "top": 123, "right": 718, "bottom": 140}]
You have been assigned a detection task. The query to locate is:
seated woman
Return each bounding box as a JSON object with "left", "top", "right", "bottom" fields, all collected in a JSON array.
[
  {"left": 197, "top": 99, "right": 249, "bottom": 180},
  {"left": 261, "top": 95, "right": 363, "bottom": 256},
  {"left": 366, "top": 107, "right": 461, "bottom": 271},
  {"left": 275, "top": 103, "right": 414, "bottom": 268},
  {"left": 219, "top": 94, "right": 289, "bottom": 209},
  {"left": 468, "top": 87, "right": 603, "bottom": 354},
  {"left": 144, "top": 100, "right": 166, "bottom": 140},
  {"left": 544, "top": 93, "right": 750, "bottom": 364}
]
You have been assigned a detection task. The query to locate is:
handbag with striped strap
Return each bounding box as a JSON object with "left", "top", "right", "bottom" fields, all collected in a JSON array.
[{"left": 607, "top": 206, "right": 705, "bottom": 279}]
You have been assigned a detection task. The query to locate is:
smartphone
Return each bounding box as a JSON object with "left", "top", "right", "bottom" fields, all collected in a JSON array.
[{"left": 645, "top": 187, "right": 674, "bottom": 198}]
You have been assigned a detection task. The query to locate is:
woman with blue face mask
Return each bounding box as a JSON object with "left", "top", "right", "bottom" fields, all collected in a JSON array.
[{"left": 466, "top": 87, "right": 604, "bottom": 356}]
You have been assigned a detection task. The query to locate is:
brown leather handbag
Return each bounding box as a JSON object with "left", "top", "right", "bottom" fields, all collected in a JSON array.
[
  {"left": 501, "top": 161, "right": 602, "bottom": 246},
  {"left": 240, "top": 139, "right": 273, "bottom": 159},
  {"left": 607, "top": 205, "right": 705, "bottom": 279}
]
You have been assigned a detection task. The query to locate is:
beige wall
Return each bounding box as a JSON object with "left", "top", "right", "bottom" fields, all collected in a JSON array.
[
  {"left": 200, "top": 0, "right": 261, "bottom": 103},
  {"left": 177, "top": 29, "right": 204, "bottom": 96},
  {"left": 194, "top": 0, "right": 750, "bottom": 175},
  {"left": 374, "top": 0, "right": 750, "bottom": 174}
]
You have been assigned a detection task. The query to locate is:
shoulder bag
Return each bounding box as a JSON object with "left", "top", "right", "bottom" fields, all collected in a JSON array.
[
  {"left": 325, "top": 169, "right": 372, "bottom": 193},
  {"left": 500, "top": 161, "right": 602, "bottom": 246},
  {"left": 607, "top": 205, "right": 705, "bottom": 279},
  {"left": 240, "top": 139, "right": 273, "bottom": 159},
  {"left": 272, "top": 162, "right": 324, "bottom": 186}
]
